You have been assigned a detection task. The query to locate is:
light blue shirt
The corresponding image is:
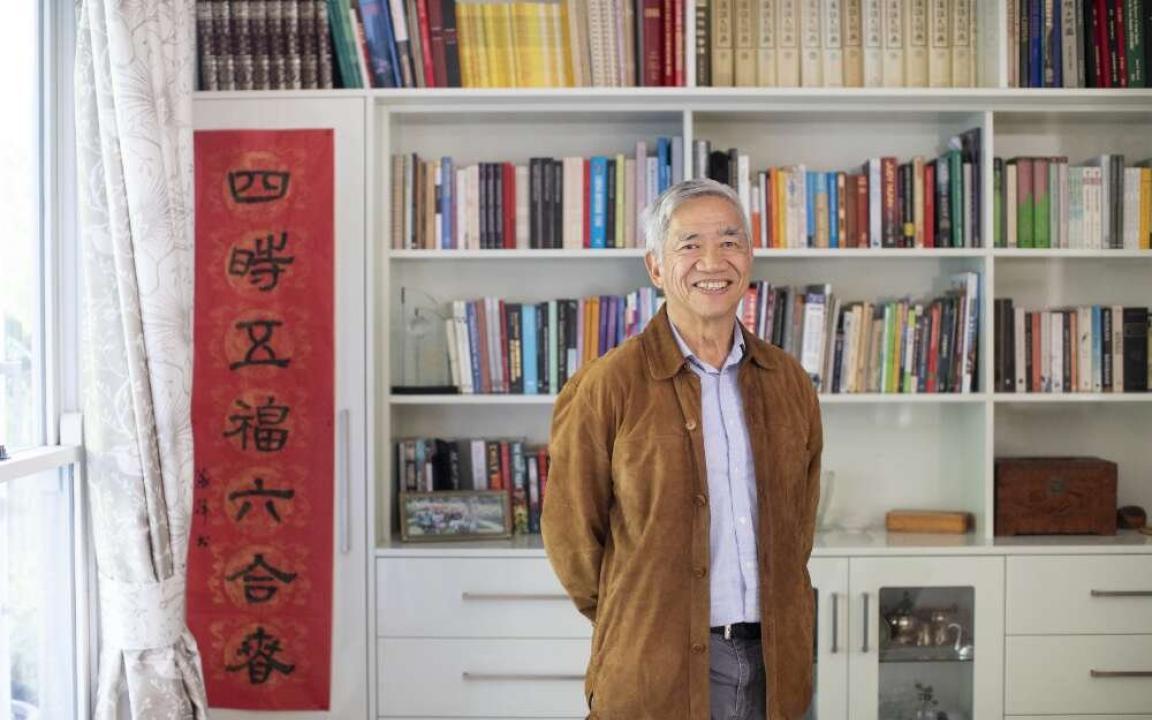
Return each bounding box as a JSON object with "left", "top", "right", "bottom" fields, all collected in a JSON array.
[{"left": 669, "top": 319, "right": 760, "bottom": 627}]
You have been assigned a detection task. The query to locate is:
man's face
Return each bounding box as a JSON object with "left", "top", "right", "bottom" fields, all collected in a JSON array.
[{"left": 645, "top": 195, "right": 752, "bottom": 326}]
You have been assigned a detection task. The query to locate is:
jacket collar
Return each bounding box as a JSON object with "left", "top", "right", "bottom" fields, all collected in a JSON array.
[{"left": 642, "top": 303, "right": 779, "bottom": 380}]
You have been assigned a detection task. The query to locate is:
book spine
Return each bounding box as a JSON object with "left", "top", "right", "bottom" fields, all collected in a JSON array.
[
  {"left": 800, "top": 0, "right": 823, "bottom": 86},
  {"left": 777, "top": 0, "right": 801, "bottom": 85}
]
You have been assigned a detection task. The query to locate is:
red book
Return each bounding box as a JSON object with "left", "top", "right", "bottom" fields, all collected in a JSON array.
[
  {"left": 583, "top": 158, "right": 592, "bottom": 248},
  {"left": 642, "top": 0, "right": 663, "bottom": 86},
  {"left": 673, "top": 0, "right": 684, "bottom": 86},
  {"left": 1095, "top": 0, "right": 1113, "bottom": 87},
  {"left": 415, "top": 0, "right": 437, "bottom": 87},
  {"left": 538, "top": 448, "right": 549, "bottom": 506},
  {"left": 844, "top": 175, "right": 857, "bottom": 250},
  {"left": 927, "top": 303, "right": 941, "bottom": 392},
  {"left": 1112, "top": 0, "right": 1128, "bottom": 86},
  {"left": 475, "top": 300, "right": 492, "bottom": 393},
  {"left": 856, "top": 173, "right": 869, "bottom": 247},
  {"left": 499, "top": 441, "right": 511, "bottom": 491},
  {"left": 426, "top": 0, "right": 449, "bottom": 88},
  {"left": 503, "top": 161, "right": 516, "bottom": 248},
  {"left": 662, "top": 0, "right": 675, "bottom": 86},
  {"left": 924, "top": 162, "right": 936, "bottom": 248},
  {"left": 742, "top": 286, "right": 757, "bottom": 332},
  {"left": 1030, "top": 311, "right": 1042, "bottom": 392},
  {"left": 499, "top": 299, "right": 510, "bottom": 392}
]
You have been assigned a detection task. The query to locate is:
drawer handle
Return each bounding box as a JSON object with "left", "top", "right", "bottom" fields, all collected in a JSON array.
[
  {"left": 463, "top": 672, "right": 586, "bottom": 682},
  {"left": 1091, "top": 670, "right": 1152, "bottom": 678},
  {"left": 1091, "top": 590, "right": 1152, "bottom": 598},
  {"left": 461, "top": 593, "right": 570, "bottom": 601}
]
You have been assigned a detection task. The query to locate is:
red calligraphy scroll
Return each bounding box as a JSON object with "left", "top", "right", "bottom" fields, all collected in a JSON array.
[{"left": 189, "top": 130, "right": 334, "bottom": 709}]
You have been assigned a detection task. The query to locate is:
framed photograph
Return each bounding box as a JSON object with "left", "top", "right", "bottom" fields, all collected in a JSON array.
[{"left": 399, "top": 490, "right": 512, "bottom": 542}]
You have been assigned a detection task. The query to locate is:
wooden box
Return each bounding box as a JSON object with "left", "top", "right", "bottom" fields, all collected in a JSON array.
[{"left": 994, "top": 457, "right": 1117, "bottom": 536}]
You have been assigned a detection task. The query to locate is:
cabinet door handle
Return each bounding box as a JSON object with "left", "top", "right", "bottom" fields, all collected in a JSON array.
[
  {"left": 461, "top": 592, "right": 570, "bottom": 601},
  {"left": 830, "top": 592, "right": 839, "bottom": 655},
  {"left": 861, "top": 592, "right": 870, "bottom": 654},
  {"left": 463, "top": 672, "right": 585, "bottom": 682},
  {"left": 1090, "top": 670, "right": 1152, "bottom": 678},
  {"left": 1091, "top": 589, "right": 1152, "bottom": 598},
  {"left": 338, "top": 408, "right": 352, "bottom": 554}
]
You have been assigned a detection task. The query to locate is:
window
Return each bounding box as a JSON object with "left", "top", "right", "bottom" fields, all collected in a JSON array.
[
  {"left": 0, "top": 2, "right": 85, "bottom": 719},
  {"left": 0, "top": 0, "right": 43, "bottom": 451}
]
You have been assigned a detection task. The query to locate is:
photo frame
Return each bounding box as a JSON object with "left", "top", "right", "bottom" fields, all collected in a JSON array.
[{"left": 399, "top": 490, "right": 512, "bottom": 542}]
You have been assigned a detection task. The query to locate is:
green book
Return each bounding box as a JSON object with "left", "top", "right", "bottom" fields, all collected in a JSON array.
[
  {"left": 1126, "top": 0, "right": 1146, "bottom": 87},
  {"left": 994, "top": 159, "right": 1003, "bottom": 248},
  {"left": 1034, "top": 159, "right": 1050, "bottom": 249},
  {"left": 949, "top": 150, "right": 963, "bottom": 248},
  {"left": 1017, "top": 158, "right": 1035, "bottom": 248}
]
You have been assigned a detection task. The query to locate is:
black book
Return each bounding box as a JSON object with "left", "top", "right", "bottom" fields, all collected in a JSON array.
[
  {"left": 455, "top": 438, "right": 473, "bottom": 490},
  {"left": 536, "top": 302, "right": 550, "bottom": 395},
  {"left": 506, "top": 303, "right": 523, "bottom": 394},
  {"left": 552, "top": 160, "right": 564, "bottom": 250},
  {"left": 994, "top": 299, "right": 1004, "bottom": 392},
  {"left": 1123, "top": 307, "right": 1149, "bottom": 392},
  {"left": 1024, "top": 311, "right": 1034, "bottom": 392},
  {"left": 605, "top": 158, "right": 617, "bottom": 248},
  {"left": 1102, "top": 307, "right": 1113, "bottom": 391},
  {"left": 529, "top": 158, "right": 542, "bottom": 249},
  {"left": 1005, "top": 299, "right": 1016, "bottom": 392},
  {"left": 543, "top": 157, "right": 555, "bottom": 249},
  {"left": 708, "top": 150, "right": 730, "bottom": 186},
  {"left": 556, "top": 299, "right": 569, "bottom": 387},
  {"left": 430, "top": 438, "right": 454, "bottom": 491},
  {"left": 441, "top": 0, "right": 461, "bottom": 87},
  {"left": 1062, "top": 310, "right": 1072, "bottom": 393},
  {"left": 482, "top": 163, "right": 494, "bottom": 249},
  {"left": 495, "top": 163, "right": 505, "bottom": 249}
]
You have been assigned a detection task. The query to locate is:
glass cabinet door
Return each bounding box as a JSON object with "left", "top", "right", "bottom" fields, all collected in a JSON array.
[
  {"left": 807, "top": 558, "right": 849, "bottom": 720},
  {"left": 848, "top": 557, "right": 1004, "bottom": 720}
]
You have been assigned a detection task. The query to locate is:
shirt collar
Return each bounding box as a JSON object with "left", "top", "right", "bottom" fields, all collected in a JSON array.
[{"left": 668, "top": 316, "right": 747, "bottom": 373}]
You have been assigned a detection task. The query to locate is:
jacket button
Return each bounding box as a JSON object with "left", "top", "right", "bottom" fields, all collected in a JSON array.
[
  {"left": 694, "top": 566, "right": 707, "bottom": 578},
  {"left": 685, "top": 419, "right": 697, "bottom": 431},
  {"left": 691, "top": 642, "right": 705, "bottom": 653},
  {"left": 694, "top": 494, "right": 707, "bottom": 507}
]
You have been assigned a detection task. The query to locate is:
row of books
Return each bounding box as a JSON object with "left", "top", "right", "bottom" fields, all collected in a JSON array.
[
  {"left": 1008, "top": 0, "right": 1152, "bottom": 88},
  {"left": 698, "top": 0, "right": 980, "bottom": 88},
  {"left": 992, "top": 155, "right": 1152, "bottom": 250},
  {"left": 197, "top": 0, "right": 690, "bottom": 90},
  {"left": 698, "top": 128, "right": 984, "bottom": 249},
  {"left": 390, "top": 140, "right": 685, "bottom": 250},
  {"left": 396, "top": 437, "right": 550, "bottom": 534},
  {"left": 993, "top": 300, "right": 1151, "bottom": 393},
  {"left": 443, "top": 289, "right": 665, "bottom": 394},
  {"left": 738, "top": 274, "right": 981, "bottom": 394},
  {"left": 197, "top": 0, "right": 335, "bottom": 90}
]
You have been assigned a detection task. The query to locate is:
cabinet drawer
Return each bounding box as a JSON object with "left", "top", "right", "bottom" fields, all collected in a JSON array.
[
  {"left": 1007, "top": 555, "right": 1152, "bottom": 634},
  {"left": 1005, "top": 635, "right": 1152, "bottom": 715},
  {"left": 377, "top": 638, "right": 590, "bottom": 717},
  {"left": 376, "top": 558, "right": 591, "bottom": 638}
]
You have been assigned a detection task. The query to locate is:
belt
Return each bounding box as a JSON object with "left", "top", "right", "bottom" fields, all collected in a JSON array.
[{"left": 709, "top": 622, "right": 761, "bottom": 640}]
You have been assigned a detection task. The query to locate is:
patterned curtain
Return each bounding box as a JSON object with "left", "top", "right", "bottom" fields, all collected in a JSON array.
[{"left": 74, "top": 0, "right": 208, "bottom": 716}]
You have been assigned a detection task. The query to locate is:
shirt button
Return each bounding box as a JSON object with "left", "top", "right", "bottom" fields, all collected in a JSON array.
[
  {"left": 739, "top": 516, "right": 747, "bottom": 524},
  {"left": 694, "top": 566, "right": 707, "bottom": 578},
  {"left": 685, "top": 419, "right": 697, "bottom": 431},
  {"left": 691, "top": 642, "right": 705, "bottom": 653},
  {"left": 694, "top": 494, "right": 708, "bottom": 507}
]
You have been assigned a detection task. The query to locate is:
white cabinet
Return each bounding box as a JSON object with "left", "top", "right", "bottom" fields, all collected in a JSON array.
[
  {"left": 810, "top": 557, "right": 850, "bottom": 720},
  {"left": 1005, "top": 555, "right": 1152, "bottom": 717},
  {"left": 193, "top": 97, "right": 370, "bottom": 719}
]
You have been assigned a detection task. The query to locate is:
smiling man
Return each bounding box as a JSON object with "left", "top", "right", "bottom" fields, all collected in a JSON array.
[{"left": 543, "top": 179, "right": 824, "bottom": 720}]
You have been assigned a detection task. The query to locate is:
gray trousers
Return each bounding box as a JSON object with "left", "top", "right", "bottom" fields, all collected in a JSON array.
[{"left": 709, "top": 633, "right": 766, "bottom": 720}]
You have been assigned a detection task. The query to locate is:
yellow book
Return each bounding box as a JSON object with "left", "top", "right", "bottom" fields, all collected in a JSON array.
[
  {"left": 514, "top": 3, "right": 543, "bottom": 86},
  {"left": 473, "top": 1, "right": 492, "bottom": 86},
  {"left": 457, "top": 2, "right": 475, "bottom": 87},
  {"left": 550, "top": 2, "right": 568, "bottom": 86},
  {"left": 775, "top": 167, "right": 788, "bottom": 247},
  {"left": 1141, "top": 168, "right": 1151, "bottom": 250},
  {"left": 481, "top": 3, "right": 502, "bottom": 86},
  {"left": 498, "top": 1, "right": 519, "bottom": 87},
  {"left": 561, "top": 0, "right": 578, "bottom": 85}
]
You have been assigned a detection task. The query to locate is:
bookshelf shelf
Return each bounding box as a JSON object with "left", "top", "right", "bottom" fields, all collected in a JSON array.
[
  {"left": 389, "top": 248, "right": 988, "bottom": 260},
  {"left": 389, "top": 393, "right": 990, "bottom": 405},
  {"left": 993, "top": 393, "right": 1152, "bottom": 403},
  {"left": 990, "top": 249, "right": 1152, "bottom": 258}
]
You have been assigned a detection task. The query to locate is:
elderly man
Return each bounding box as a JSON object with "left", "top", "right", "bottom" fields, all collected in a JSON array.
[{"left": 542, "top": 178, "right": 823, "bottom": 720}]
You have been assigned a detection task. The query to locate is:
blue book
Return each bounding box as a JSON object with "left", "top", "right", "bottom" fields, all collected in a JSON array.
[
  {"left": 1028, "top": 0, "right": 1042, "bottom": 87},
  {"left": 357, "top": 0, "right": 398, "bottom": 87},
  {"left": 1050, "top": 0, "right": 1062, "bottom": 88},
  {"left": 828, "top": 172, "right": 839, "bottom": 248},
  {"left": 466, "top": 301, "right": 483, "bottom": 393},
  {"left": 522, "top": 304, "right": 538, "bottom": 395},
  {"left": 590, "top": 157, "right": 608, "bottom": 249},
  {"left": 442, "top": 156, "right": 453, "bottom": 248},
  {"left": 806, "top": 171, "right": 818, "bottom": 247},
  {"left": 1092, "top": 305, "right": 1103, "bottom": 391},
  {"left": 657, "top": 138, "right": 671, "bottom": 193}
]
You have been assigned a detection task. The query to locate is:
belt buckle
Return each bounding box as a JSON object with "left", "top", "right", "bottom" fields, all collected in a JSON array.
[{"left": 723, "top": 624, "right": 733, "bottom": 640}]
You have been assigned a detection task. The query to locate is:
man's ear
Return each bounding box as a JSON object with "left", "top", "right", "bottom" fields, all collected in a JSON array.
[{"left": 644, "top": 251, "right": 663, "bottom": 289}]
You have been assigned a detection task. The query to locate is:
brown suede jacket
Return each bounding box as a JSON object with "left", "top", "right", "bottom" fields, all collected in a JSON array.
[{"left": 542, "top": 304, "right": 823, "bottom": 720}]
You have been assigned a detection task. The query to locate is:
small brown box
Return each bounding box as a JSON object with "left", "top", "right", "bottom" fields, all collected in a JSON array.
[{"left": 994, "top": 457, "right": 1117, "bottom": 536}]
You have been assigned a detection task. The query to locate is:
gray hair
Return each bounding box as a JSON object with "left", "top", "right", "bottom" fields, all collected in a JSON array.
[{"left": 641, "top": 178, "right": 751, "bottom": 261}]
